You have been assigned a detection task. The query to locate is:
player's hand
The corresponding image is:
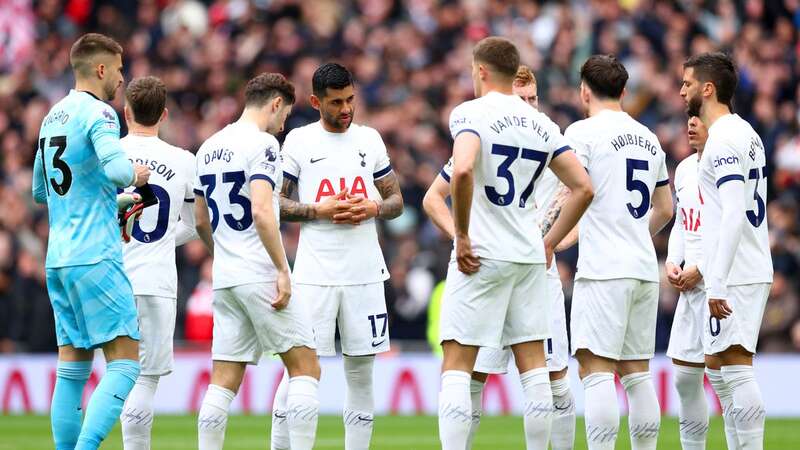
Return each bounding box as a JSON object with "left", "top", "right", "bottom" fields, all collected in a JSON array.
[
  {"left": 133, "top": 164, "right": 150, "bottom": 187},
  {"left": 709, "top": 297, "right": 733, "bottom": 319},
  {"left": 117, "top": 192, "right": 144, "bottom": 243},
  {"left": 544, "top": 241, "right": 555, "bottom": 269},
  {"left": 316, "top": 190, "right": 351, "bottom": 221},
  {"left": 678, "top": 265, "right": 702, "bottom": 291},
  {"left": 272, "top": 270, "right": 292, "bottom": 310},
  {"left": 455, "top": 234, "right": 480, "bottom": 274},
  {"left": 665, "top": 262, "right": 682, "bottom": 289},
  {"left": 333, "top": 195, "right": 379, "bottom": 225}
]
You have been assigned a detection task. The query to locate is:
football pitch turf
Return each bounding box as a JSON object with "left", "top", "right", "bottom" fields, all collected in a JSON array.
[{"left": 1, "top": 415, "right": 798, "bottom": 449}]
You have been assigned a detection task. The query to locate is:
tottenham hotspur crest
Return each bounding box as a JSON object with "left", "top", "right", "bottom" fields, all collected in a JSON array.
[{"left": 358, "top": 151, "right": 366, "bottom": 167}]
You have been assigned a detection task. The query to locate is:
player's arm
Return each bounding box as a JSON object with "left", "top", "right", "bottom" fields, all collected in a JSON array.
[
  {"left": 251, "top": 179, "right": 292, "bottom": 309},
  {"left": 451, "top": 132, "right": 481, "bottom": 274},
  {"left": 708, "top": 176, "right": 746, "bottom": 319},
  {"left": 32, "top": 146, "right": 47, "bottom": 204},
  {"left": 649, "top": 184, "right": 674, "bottom": 235},
  {"left": 665, "top": 207, "right": 685, "bottom": 289},
  {"left": 372, "top": 171, "right": 403, "bottom": 219},
  {"left": 422, "top": 174, "right": 454, "bottom": 239},
  {"left": 193, "top": 194, "right": 214, "bottom": 256},
  {"left": 175, "top": 198, "right": 198, "bottom": 246},
  {"left": 88, "top": 107, "right": 148, "bottom": 187},
  {"left": 540, "top": 183, "right": 579, "bottom": 252},
  {"left": 543, "top": 150, "right": 594, "bottom": 266}
]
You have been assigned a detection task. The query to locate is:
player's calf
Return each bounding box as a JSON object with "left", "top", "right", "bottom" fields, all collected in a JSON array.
[
  {"left": 672, "top": 360, "right": 708, "bottom": 450},
  {"left": 512, "top": 341, "right": 553, "bottom": 450},
  {"left": 550, "top": 370, "right": 576, "bottom": 450},
  {"left": 719, "top": 346, "right": 764, "bottom": 450},
  {"left": 198, "top": 360, "right": 246, "bottom": 450},
  {"left": 343, "top": 355, "right": 375, "bottom": 450},
  {"left": 280, "top": 346, "right": 321, "bottom": 450}
]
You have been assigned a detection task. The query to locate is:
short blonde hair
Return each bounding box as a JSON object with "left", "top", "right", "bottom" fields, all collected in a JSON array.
[{"left": 514, "top": 65, "right": 536, "bottom": 87}]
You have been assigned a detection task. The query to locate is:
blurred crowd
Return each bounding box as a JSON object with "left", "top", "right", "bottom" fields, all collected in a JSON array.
[{"left": 2, "top": 0, "right": 800, "bottom": 354}]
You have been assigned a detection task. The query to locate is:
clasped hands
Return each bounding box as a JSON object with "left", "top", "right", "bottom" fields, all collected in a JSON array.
[{"left": 317, "top": 189, "right": 380, "bottom": 225}]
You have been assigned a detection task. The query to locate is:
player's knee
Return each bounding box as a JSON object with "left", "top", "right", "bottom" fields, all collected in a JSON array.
[
  {"left": 616, "top": 359, "right": 649, "bottom": 377},
  {"left": 210, "top": 362, "right": 247, "bottom": 393},
  {"left": 719, "top": 345, "right": 753, "bottom": 366},
  {"left": 284, "top": 346, "right": 320, "bottom": 380},
  {"left": 471, "top": 371, "right": 489, "bottom": 383},
  {"left": 103, "top": 335, "right": 140, "bottom": 362}
]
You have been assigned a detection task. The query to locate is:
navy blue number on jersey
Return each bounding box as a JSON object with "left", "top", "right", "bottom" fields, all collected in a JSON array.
[
  {"left": 746, "top": 166, "right": 767, "bottom": 227},
  {"left": 485, "top": 143, "right": 548, "bottom": 207},
  {"left": 39, "top": 135, "right": 72, "bottom": 196},
  {"left": 131, "top": 184, "right": 170, "bottom": 243},
  {"left": 199, "top": 171, "right": 252, "bottom": 232},
  {"left": 709, "top": 316, "right": 721, "bottom": 337},
  {"left": 626, "top": 158, "right": 650, "bottom": 218}
]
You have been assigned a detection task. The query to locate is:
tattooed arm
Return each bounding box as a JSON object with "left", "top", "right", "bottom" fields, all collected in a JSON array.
[
  {"left": 373, "top": 171, "right": 404, "bottom": 220},
  {"left": 540, "top": 183, "right": 581, "bottom": 251},
  {"left": 279, "top": 177, "right": 317, "bottom": 222}
]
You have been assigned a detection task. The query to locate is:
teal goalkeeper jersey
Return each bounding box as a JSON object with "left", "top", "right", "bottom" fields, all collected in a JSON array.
[{"left": 33, "top": 90, "right": 135, "bottom": 268}]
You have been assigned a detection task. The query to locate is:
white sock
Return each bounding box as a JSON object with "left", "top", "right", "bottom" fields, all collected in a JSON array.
[
  {"left": 197, "top": 384, "right": 235, "bottom": 450},
  {"left": 121, "top": 375, "right": 159, "bottom": 450},
  {"left": 466, "top": 378, "right": 485, "bottom": 450},
  {"left": 621, "top": 372, "right": 661, "bottom": 450},
  {"left": 287, "top": 376, "right": 319, "bottom": 450},
  {"left": 722, "top": 365, "right": 765, "bottom": 450},
  {"left": 271, "top": 369, "right": 290, "bottom": 450},
  {"left": 438, "top": 370, "right": 472, "bottom": 450},
  {"left": 707, "top": 368, "right": 741, "bottom": 450},
  {"left": 673, "top": 365, "right": 708, "bottom": 450},
  {"left": 583, "top": 372, "right": 619, "bottom": 450},
  {"left": 521, "top": 368, "right": 553, "bottom": 450},
  {"left": 550, "top": 376, "right": 576, "bottom": 450},
  {"left": 343, "top": 355, "right": 375, "bottom": 450}
]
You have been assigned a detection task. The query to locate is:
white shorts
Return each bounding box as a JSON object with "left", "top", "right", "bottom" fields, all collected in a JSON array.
[
  {"left": 294, "top": 282, "right": 389, "bottom": 357},
  {"left": 474, "top": 271, "right": 569, "bottom": 374},
  {"left": 666, "top": 286, "right": 706, "bottom": 364},
  {"left": 212, "top": 282, "right": 315, "bottom": 364},
  {"left": 135, "top": 295, "right": 176, "bottom": 376},
  {"left": 440, "top": 259, "right": 548, "bottom": 349},
  {"left": 703, "top": 283, "right": 770, "bottom": 355},
  {"left": 571, "top": 278, "right": 659, "bottom": 361}
]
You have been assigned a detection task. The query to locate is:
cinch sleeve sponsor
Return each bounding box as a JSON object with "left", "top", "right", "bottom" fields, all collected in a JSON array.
[{"left": 448, "top": 103, "right": 479, "bottom": 140}]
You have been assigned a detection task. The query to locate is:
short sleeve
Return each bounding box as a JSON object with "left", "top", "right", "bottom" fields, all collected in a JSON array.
[
  {"left": 564, "top": 124, "right": 590, "bottom": 168},
  {"left": 448, "top": 103, "right": 480, "bottom": 140},
  {"left": 281, "top": 130, "right": 301, "bottom": 184},
  {"left": 656, "top": 154, "right": 670, "bottom": 187},
  {"left": 440, "top": 157, "right": 454, "bottom": 183},
  {"left": 87, "top": 104, "right": 121, "bottom": 157},
  {"left": 183, "top": 152, "right": 196, "bottom": 201},
  {"left": 547, "top": 120, "right": 572, "bottom": 161},
  {"left": 249, "top": 136, "right": 281, "bottom": 189},
  {"left": 193, "top": 153, "right": 205, "bottom": 197},
  {"left": 706, "top": 136, "right": 745, "bottom": 187},
  {"left": 370, "top": 129, "right": 392, "bottom": 180}
]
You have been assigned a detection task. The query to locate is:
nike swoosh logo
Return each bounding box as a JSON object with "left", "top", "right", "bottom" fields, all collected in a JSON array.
[
  {"left": 554, "top": 404, "right": 570, "bottom": 411},
  {"left": 113, "top": 394, "right": 125, "bottom": 402},
  {"left": 274, "top": 412, "right": 287, "bottom": 419},
  {"left": 371, "top": 339, "right": 386, "bottom": 348},
  {"left": 357, "top": 415, "right": 374, "bottom": 422},
  {"left": 677, "top": 187, "right": 685, "bottom": 192},
  {"left": 310, "top": 157, "right": 327, "bottom": 163}
]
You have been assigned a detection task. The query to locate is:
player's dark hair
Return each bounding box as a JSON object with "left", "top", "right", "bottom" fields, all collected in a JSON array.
[
  {"left": 473, "top": 37, "right": 520, "bottom": 79},
  {"left": 312, "top": 63, "right": 354, "bottom": 98},
  {"left": 580, "top": 54, "right": 628, "bottom": 99},
  {"left": 244, "top": 73, "right": 296, "bottom": 107},
  {"left": 683, "top": 52, "right": 738, "bottom": 108},
  {"left": 70, "top": 33, "right": 123, "bottom": 78},
  {"left": 125, "top": 76, "right": 166, "bottom": 126}
]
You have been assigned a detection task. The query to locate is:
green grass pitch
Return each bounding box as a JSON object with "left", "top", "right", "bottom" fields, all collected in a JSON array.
[{"left": 1, "top": 415, "right": 798, "bottom": 449}]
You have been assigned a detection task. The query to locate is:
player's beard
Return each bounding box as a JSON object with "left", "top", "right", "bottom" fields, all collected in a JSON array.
[
  {"left": 686, "top": 92, "right": 702, "bottom": 118},
  {"left": 104, "top": 79, "right": 118, "bottom": 101},
  {"left": 322, "top": 108, "right": 353, "bottom": 132}
]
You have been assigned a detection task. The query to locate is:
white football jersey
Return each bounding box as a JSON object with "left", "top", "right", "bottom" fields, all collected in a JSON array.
[
  {"left": 698, "top": 113, "right": 772, "bottom": 289},
  {"left": 448, "top": 91, "right": 571, "bottom": 264},
  {"left": 672, "top": 154, "right": 703, "bottom": 267},
  {"left": 565, "top": 109, "right": 669, "bottom": 282},
  {"left": 194, "top": 121, "right": 283, "bottom": 289},
  {"left": 121, "top": 135, "right": 195, "bottom": 298},
  {"left": 440, "top": 156, "right": 562, "bottom": 274},
  {"left": 282, "top": 121, "right": 391, "bottom": 285}
]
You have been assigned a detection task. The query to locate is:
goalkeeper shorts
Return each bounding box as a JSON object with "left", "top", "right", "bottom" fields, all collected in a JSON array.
[{"left": 47, "top": 259, "right": 140, "bottom": 349}]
